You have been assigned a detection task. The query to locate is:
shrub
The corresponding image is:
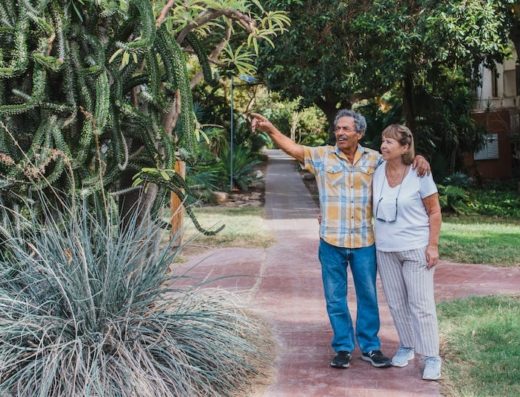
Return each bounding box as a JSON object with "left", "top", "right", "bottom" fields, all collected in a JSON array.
[
  {"left": 438, "top": 184, "right": 471, "bottom": 214},
  {"left": 441, "top": 172, "right": 473, "bottom": 188},
  {"left": 217, "top": 144, "right": 262, "bottom": 191},
  {"left": 467, "top": 188, "right": 520, "bottom": 219},
  {"left": 0, "top": 199, "right": 273, "bottom": 396}
]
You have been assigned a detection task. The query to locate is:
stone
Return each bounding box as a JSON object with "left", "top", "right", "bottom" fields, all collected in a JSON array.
[
  {"left": 249, "top": 180, "right": 265, "bottom": 190},
  {"left": 211, "top": 191, "right": 228, "bottom": 204}
]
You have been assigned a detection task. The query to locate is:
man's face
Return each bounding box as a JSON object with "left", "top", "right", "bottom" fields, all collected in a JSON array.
[{"left": 334, "top": 116, "right": 362, "bottom": 152}]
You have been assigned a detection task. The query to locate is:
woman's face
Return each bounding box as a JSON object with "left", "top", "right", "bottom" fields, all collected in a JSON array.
[{"left": 380, "top": 136, "right": 409, "bottom": 162}]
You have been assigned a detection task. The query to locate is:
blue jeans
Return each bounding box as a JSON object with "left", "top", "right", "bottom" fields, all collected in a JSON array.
[{"left": 318, "top": 239, "right": 381, "bottom": 353}]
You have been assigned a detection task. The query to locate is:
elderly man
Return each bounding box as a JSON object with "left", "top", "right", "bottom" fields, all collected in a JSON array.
[{"left": 250, "top": 109, "right": 429, "bottom": 369}]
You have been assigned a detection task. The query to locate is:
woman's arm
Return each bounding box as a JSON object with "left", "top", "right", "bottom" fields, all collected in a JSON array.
[{"left": 422, "top": 193, "right": 442, "bottom": 268}]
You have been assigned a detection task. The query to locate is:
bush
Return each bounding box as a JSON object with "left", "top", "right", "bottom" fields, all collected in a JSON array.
[
  {"left": 441, "top": 172, "right": 473, "bottom": 188},
  {"left": 217, "top": 144, "right": 262, "bottom": 191},
  {"left": 0, "top": 199, "right": 273, "bottom": 396},
  {"left": 438, "top": 184, "right": 471, "bottom": 214},
  {"left": 466, "top": 188, "right": 520, "bottom": 218},
  {"left": 438, "top": 181, "right": 520, "bottom": 219}
]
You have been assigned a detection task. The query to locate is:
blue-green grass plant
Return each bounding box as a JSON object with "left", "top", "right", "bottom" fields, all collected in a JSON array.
[{"left": 0, "top": 198, "right": 273, "bottom": 396}]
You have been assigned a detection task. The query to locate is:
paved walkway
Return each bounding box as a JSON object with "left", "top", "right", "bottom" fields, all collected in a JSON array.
[{"left": 183, "top": 150, "right": 520, "bottom": 397}]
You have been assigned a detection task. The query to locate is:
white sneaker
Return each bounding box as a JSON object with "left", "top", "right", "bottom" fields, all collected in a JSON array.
[
  {"left": 422, "top": 356, "right": 442, "bottom": 380},
  {"left": 391, "top": 347, "right": 415, "bottom": 367}
]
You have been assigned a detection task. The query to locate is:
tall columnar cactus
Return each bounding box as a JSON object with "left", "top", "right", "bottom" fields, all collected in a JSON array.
[
  {"left": 0, "top": 0, "right": 197, "bottom": 210},
  {"left": 0, "top": 0, "right": 289, "bottom": 231}
]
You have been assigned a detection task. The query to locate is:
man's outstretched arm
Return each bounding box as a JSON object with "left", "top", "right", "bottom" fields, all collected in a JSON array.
[{"left": 250, "top": 113, "right": 304, "bottom": 163}]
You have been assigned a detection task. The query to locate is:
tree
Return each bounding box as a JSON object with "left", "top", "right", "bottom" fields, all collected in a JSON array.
[
  {"left": 353, "top": 0, "right": 510, "bottom": 132},
  {"left": 256, "top": 0, "right": 376, "bottom": 125},
  {"left": 494, "top": 1, "right": 520, "bottom": 58},
  {"left": 0, "top": 0, "right": 288, "bottom": 226},
  {"left": 257, "top": 0, "right": 511, "bottom": 166}
]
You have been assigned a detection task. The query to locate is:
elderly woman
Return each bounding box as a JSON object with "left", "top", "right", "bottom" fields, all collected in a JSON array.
[{"left": 373, "top": 124, "right": 442, "bottom": 380}]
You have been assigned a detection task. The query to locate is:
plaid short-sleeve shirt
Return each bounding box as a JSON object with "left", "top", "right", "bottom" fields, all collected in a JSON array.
[{"left": 303, "top": 144, "right": 382, "bottom": 248}]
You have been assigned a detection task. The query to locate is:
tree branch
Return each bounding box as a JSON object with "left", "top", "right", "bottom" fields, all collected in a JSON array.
[
  {"left": 156, "top": 0, "right": 176, "bottom": 27},
  {"left": 189, "top": 24, "right": 232, "bottom": 88},
  {"left": 162, "top": 89, "right": 182, "bottom": 135},
  {"left": 177, "top": 9, "right": 255, "bottom": 44}
]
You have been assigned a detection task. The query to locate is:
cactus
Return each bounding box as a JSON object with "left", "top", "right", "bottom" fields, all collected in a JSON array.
[
  {"left": 186, "top": 32, "right": 218, "bottom": 86},
  {"left": 0, "top": 0, "right": 231, "bottom": 234}
]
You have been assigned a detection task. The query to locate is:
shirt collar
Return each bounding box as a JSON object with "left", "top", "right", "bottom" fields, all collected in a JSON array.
[{"left": 331, "top": 144, "right": 366, "bottom": 164}]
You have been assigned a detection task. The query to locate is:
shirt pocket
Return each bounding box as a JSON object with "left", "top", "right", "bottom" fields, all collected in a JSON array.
[
  {"left": 324, "top": 164, "right": 344, "bottom": 188},
  {"left": 356, "top": 166, "right": 375, "bottom": 188}
]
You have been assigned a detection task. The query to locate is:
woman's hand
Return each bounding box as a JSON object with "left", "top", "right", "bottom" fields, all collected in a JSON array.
[{"left": 425, "top": 244, "right": 439, "bottom": 268}]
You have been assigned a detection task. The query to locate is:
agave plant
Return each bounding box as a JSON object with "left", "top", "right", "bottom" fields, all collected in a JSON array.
[{"left": 0, "top": 199, "right": 273, "bottom": 396}]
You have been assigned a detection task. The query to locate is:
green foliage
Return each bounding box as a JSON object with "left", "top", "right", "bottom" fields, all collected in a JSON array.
[
  {"left": 258, "top": 0, "right": 511, "bottom": 166},
  {"left": 438, "top": 296, "right": 520, "bottom": 396},
  {"left": 257, "top": 1, "right": 361, "bottom": 122},
  {"left": 0, "top": 0, "right": 289, "bottom": 217},
  {"left": 465, "top": 187, "right": 520, "bottom": 218},
  {"left": 0, "top": 0, "right": 195, "bottom": 205},
  {"left": 132, "top": 167, "right": 225, "bottom": 235},
  {"left": 187, "top": 138, "right": 262, "bottom": 195},
  {"left": 438, "top": 184, "right": 471, "bottom": 214},
  {"left": 217, "top": 143, "right": 262, "bottom": 191},
  {"left": 0, "top": 198, "right": 273, "bottom": 396},
  {"left": 255, "top": 92, "right": 327, "bottom": 146},
  {"left": 442, "top": 172, "right": 473, "bottom": 188},
  {"left": 439, "top": 182, "right": 520, "bottom": 218}
]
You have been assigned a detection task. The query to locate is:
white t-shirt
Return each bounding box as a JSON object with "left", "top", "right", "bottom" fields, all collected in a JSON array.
[{"left": 373, "top": 162, "right": 438, "bottom": 252}]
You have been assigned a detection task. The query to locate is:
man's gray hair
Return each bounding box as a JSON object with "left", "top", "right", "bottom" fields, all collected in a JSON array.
[{"left": 334, "top": 109, "right": 367, "bottom": 135}]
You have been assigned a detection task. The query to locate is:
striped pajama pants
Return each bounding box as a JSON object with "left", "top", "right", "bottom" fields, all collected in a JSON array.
[{"left": 376, "top": 247, "right": 439, "bottom": 357}]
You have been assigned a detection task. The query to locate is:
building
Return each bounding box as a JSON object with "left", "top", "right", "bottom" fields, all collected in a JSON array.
[{"left": 468, "top": 48, "right": 520, "bottom": 180}]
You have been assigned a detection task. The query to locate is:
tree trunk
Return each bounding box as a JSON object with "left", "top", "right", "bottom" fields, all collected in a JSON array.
[
  {"left": 402, "top": 71, "right": 416, "bottom": 133},
  {"left": 511, "top": 22, "right": 520, "bottom": 69}
]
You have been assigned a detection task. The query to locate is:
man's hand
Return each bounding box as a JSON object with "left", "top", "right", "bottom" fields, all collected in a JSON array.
[
  {"left": 412, "top": 155, "right": 430, "bottom": 177},
  {"left": 250, "top": 113, "right": 275, "bottom": 135},
  {"left": 425, "top": 244, "right": 439, "bottom": 268},
  {"left": 248, "top": 112, "right": 305, "bottom": 162}
]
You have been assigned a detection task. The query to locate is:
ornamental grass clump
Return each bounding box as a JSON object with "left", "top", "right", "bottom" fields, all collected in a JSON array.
[{"left": 0, "top": 201, "right": 273, "bottom": 396}]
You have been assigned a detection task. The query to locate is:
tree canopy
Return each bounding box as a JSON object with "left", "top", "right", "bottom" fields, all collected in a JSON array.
[
  {"left": 257, "top": 0, "right": 511, "bottom": 123},
  {"left": 256, "top": 0, "right": 513, "bottom": 173}
]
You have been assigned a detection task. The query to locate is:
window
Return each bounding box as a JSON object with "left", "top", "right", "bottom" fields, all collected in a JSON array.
[
  {"left": 504, "top": 69, "right": 516, "bottom": 97},
  {"left": 516, "top": 63, "right": 520, "bottom": 96},
  {"left": 474, "top": 134, "right": 499, "bottom": 160},
  {"left": 491, "top": 69, "right": 498, "bottom": 97}
]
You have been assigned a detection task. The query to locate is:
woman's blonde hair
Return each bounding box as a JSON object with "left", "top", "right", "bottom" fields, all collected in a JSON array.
[{"left": 381, "top": 124, "right": 415, "bottom": 165}]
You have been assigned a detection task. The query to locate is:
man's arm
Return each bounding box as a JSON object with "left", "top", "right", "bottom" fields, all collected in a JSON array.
[
  {"left": 412, "top": 155, "right": 431, "bottom": 176},
  {"left": 375, "top": 152, "right": 431, "bottom": 177},
  {"left": 250, "top": 113, "right": 304, "bottom": 163}
]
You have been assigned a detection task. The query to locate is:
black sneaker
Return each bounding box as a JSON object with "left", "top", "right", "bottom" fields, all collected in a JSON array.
[
  {"left": 330, "top": 351, "right": 351, "bottom": 368},
  {"left": 361, "top": 350, "right": 391, "bottom": 368}
]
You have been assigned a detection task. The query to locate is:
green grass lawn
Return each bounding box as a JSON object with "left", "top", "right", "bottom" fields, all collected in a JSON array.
[
  {"left": 440, "top": 216, "right": 520, "bottom": 266},
  {"left": 182, "top": 206, "right": 274, "bottom": 251},
  {"left": 438, "top": 295, "right": 520, "bottom": 397}
]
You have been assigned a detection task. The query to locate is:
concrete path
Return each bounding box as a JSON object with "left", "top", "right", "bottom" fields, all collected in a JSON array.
[{"left": 182, "top": 150, "right": 520, "bottom": 397}]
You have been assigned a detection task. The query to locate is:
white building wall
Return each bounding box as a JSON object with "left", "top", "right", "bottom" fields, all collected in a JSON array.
[{"left": 475, "top": 49, "right": 518, "bottom": 111}]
